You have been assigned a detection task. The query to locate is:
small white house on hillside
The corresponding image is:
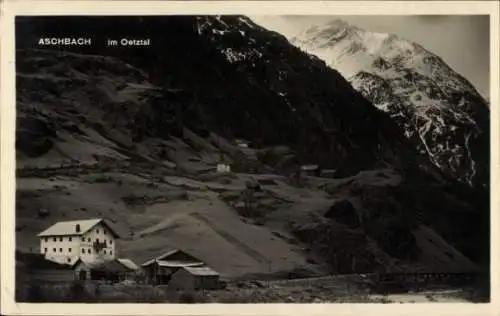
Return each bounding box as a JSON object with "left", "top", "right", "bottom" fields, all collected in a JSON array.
[
  {"left": 37, "top": 218, "right": 120, "bottom": 265},
  {"left": 216, "top": 163, "right": 231, "bottom": 173}
]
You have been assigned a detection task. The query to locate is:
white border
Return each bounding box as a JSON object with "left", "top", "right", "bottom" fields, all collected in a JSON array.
[{"left": 1, "top": 1, "right": 499, "bottom": 315}]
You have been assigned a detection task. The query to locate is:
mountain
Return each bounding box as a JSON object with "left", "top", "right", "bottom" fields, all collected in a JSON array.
[
  {"left": 290, "top": 19, "right": 490, "bottom": 189},
  {"left": 15, "top": 16, "right": 488, "bottom": 280}
]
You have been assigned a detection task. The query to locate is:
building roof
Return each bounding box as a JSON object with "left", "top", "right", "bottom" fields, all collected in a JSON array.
[
  {"left": 182, "top": 266, "right": 219, "bottom": 276},
  {"left": 142, "top": 249, "right": 178, "bottom": 266},
  {"left": 321, "top": 169, "right": 336, "bottom": 173},
  {"left": 141, "top": 249, "right": 203, "bottom": 267},
  {"left": 37, "top": 218, "right": 120, "bottom": 238},
  {"left": 301, "top": 164, "right": 319, "bottom": 171},
  {"left": 117, "top": 258, "right": 140, "bottom": 271},
  {"left": 157, "top": 261, "right": 204, "bottom": 268}
]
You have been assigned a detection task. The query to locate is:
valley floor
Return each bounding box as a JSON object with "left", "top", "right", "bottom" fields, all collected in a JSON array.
[{"left": 16, "top": 274, "right": 487, "bottom": 303}]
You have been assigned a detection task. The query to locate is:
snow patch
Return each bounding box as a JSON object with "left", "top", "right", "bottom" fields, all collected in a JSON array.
[
  {"left": 222, "top": 48, "right": 246, "bottom": 63},
  {"left": 213, "top": 29, "right": 227, "bottom": 36},
  {"left": 239, "top": 16, "right": 255, "bottom": 29}
]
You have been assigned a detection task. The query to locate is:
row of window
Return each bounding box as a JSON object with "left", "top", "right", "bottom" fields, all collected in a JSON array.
[
  {"left": 46, "top": 236, "right": 74, "bottom": 242},
  {"left": 80, "top": 248, "right": 113, "bottom": 255},
  {"left": 43, "top": 248, "right": 113, "bottom": 255},
  {"left": 45, "top": 248, "right": 71, "bottom": 253},
  {"left": 43, "top": 236, "right": 113, "bottom": 245}
]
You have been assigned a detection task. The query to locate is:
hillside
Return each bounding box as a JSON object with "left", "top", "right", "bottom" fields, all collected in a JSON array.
[
  {"left": 291, "top": 19, "right": 490, "bottom": 189},
  {"left": 15, "top": 16, "right": 488, "bottom": 279}
]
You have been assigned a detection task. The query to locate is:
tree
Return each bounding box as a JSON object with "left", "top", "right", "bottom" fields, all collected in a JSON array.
[
  {"left": 243, "top": 179, "right": 261, "bottom": 216},
  {"left": 243, "top": 187, "right": 255, "bottom": 216},
  {"left": 295, "top": 166, "right": 303, "bottom": 187}
]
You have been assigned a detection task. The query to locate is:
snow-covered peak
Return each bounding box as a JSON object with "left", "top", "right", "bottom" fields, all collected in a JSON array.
[
  {"left": 289, "top": 19, "right": 489, "bottom": 188},
  {"left": 291, "top": 20, "right": 483, "bottom": 100}
]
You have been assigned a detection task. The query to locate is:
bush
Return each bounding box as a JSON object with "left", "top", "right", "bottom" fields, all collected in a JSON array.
[
  {"left": 67, "top": 280, "right": 92, "bottom": 302},
  {"left": 178, "top": 291, "right": 196, "bottom": 303},
  {"left": 27, "top": 282, "right": 45, "bottom": 302},
  {"left": 177, "top": 291, "right": 207, "bottom": 303}
]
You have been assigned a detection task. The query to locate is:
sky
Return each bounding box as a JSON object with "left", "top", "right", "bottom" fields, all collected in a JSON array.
[{"left": 250, "top": 15, "right": 490, "bottom": 99}]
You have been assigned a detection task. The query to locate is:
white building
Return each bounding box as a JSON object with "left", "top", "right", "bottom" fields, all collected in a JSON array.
[
  {"left": 216, "top": 163, "right": 231, "bottom": 173},
  {"left": 37, "top": 218, "right": 120, "bottom": 265},
  {"left": 235, "top": 139, "right": 249, "bottom": 148}
]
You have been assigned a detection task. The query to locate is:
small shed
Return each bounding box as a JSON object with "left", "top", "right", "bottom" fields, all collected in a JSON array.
[
  {"left": 141, "top": 249, "right": 205, "bottom": 285},
  {"left": 300, "top": 164, "right": 321, "bottom": 177},
  {"left": 168, "top": 266, "right": 220, "bottom": 291},
  {"left": 235, "top": 139, "right": 250, "bottom": 148},
  {"left": 117, "top": 258, "right": 143, "bottom": 282},
  {"left": 217, "top": 163, "right": 231, "bottom": 173},
  {"left": 320, "top": 169, "right": 337, "bottom": 178},
  {"left": 73, "top": 258, "right": 130, "bottom": 283}
]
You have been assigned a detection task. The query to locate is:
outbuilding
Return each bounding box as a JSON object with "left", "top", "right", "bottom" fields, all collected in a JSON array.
[
  {"left": 168, "top": 266, "right": 220, "bottom": 291},
  {"left": 117, "top": 258, "right": 143, "bottom": 282},
  {"left": 73, "top": 258, "right": 130, "bottom": 283},
  {"left": 300, "top": 164, "right": 321, "bottom": 177},
  {"left": 141, "top": 249, "right": 205, "bottom": 285}
]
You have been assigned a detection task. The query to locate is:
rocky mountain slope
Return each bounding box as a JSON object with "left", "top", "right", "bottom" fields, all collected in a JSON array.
[
  {"left": 15, "top": 16, "right": 488, "bottom": 279},
  {"left": 291, "top": 19, "right": 490, "bottom": 189}
]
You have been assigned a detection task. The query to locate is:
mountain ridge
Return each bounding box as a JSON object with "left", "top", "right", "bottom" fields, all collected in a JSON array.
[{"left": 290, "top": 19, "right": 490, "bottom": 189}]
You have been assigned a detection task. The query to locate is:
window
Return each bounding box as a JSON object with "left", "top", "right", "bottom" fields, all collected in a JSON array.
[
  {"left": 44, "top": 237, "right": 48, "bottom": 242},
  {"left": 59, "top": 248, "right": 62, "bottom": 252},
  {"left": 87, "top": 238, "right": 91, "bottom": 242},
  {"left": 110, "top": 240, "right": 113, "bottom": 245},
  {"left": 44, "top": 248, "right": 47, "bottom": 253},
  {"left": 69, "top": 237, "right": 72, "bottom": 242},
  {"left": 53, "top": 237, "right": 56, "bottom": 242},
  {"left": 81, "top": 237, "right": 85, "bottom": 242},
  {"left": 104, "top": 230, "right": 107, "bottom": 235},
  {"left": 104, "top": 240, "right": 107, "bottom": 246},
  {"left": 110, "top": 251, "right": 112, "bottom": 255},
  {"left": 82, "top": 248, "right": 85, "bottom": 254},
  {"left": 67, "top": 258, "right": 71, "bottom": 263},
  {"left": 96, "top": 238, "right": 100, "bottom": 244},
  {"left": 97, "top": 229, "right": 99, "bottom": 234},
  {"left": 68, "top": 248, "right": 72, "bottom": 252},
  {"left": 59, "top": 237, "right": 63, "bottom": 242},
  {"left": 104, "top": 250, "right": 107, "bottom": 254},
  {"left": 88, "top": 249, "right": 91, "bottom": 254},
  {"left": 53, "top": 248, "right": 56, "bottom": 252}
]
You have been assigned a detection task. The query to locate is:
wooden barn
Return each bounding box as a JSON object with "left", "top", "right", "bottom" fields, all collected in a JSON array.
[
  {"left": 141, "top": 249, "right": 206, "bottom": 285},
  {"left": 117, "top": 258, "right": 143, "bottom": 282},
  {"left": 319, "top": 169, "right": 337, "bottom": 178},
  {"left": 73, "top": 258, "right": 132, "bottom": 283},
  {"left": 300, "top": 164, "right": 321, "bottom": 177},
  {"left": 16, "top": 251, "right": 75, "bottom": 283},
  {"left": 168, "top": 266, "right": 220, "bottom": 291}
]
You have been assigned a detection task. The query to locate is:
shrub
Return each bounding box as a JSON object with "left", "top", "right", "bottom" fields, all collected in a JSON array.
[
  {"left": 27, "top": 282, "right": 45, "bottom": 302},
  {"left": 67, "top": 280, "right": 92, "bottom": 302},
  {"left": 177, "top": 291, "right": 207, "bottom": 303},
  {"left": 178, "top": 291, "right": 196, "bottom": 303}
]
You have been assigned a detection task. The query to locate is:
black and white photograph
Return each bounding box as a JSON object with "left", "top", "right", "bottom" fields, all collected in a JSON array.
[{"left": 1, "top": 0, "right": 499, "bottom": 313}]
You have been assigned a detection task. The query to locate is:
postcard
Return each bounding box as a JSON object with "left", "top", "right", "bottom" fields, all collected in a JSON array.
[{"left": 1, "top": 1, "right": 499, "bottom": 315}]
